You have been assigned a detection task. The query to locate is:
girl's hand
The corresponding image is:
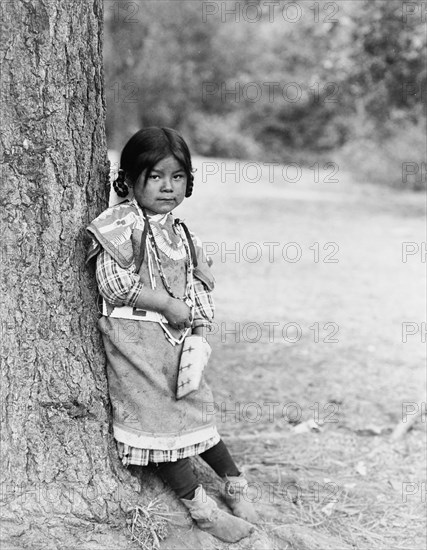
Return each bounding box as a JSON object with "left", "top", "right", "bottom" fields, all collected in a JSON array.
[{"left": 161, "top": 298, "right": 191, "bottom": 330}]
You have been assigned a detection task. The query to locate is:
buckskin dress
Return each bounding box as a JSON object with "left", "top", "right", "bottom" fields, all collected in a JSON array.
[{"left": 87, "top": 198, "right": 220, "bottom": 465}]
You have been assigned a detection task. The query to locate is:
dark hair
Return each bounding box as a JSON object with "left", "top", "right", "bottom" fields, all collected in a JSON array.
[{"left": 113, "top": 127, "right": 194, "bottom": 198}]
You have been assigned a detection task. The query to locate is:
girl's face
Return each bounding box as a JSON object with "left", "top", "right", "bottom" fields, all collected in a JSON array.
[{"left": 133, "top": 156, "right": 187, "bottom": 215}]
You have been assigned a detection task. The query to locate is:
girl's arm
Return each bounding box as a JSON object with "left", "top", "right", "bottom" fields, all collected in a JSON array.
[
  {"left": 191, "top": 278, "right": 215, "bottom": 338},
  {"left": 96, "top": 250, "right": 191, "bottom": 328},
  {"left": 186, "top": 231, "right": 215, "bottom": 338},
  {"left": 96, "top": 249, "right": 143, "bottom": 307},
  {"left": 133, "top": 287, "right": 191, "bottom": 328}
]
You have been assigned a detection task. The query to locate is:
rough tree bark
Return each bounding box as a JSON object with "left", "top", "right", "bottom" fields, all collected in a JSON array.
[
  {"left": 0, "top": 4, "right": 275, "bottom": 549},
  {"left": 0, "top": 1, "right": 144, "bottom": 548}
]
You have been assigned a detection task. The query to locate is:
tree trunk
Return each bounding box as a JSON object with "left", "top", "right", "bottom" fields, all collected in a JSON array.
[
  {"left": 0, "top": 1, "right": 142, "bottom": 547},
  {"left": 0, "top": 4, "right": 276, "bottom": 549}
]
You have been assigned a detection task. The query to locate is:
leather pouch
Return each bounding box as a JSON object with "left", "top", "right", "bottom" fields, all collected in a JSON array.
[{"left": 176, "top": 335, "right": 212, "bottom": 399}]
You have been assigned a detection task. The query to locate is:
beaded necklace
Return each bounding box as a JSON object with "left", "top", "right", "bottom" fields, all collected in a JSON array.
[
  {"left": 142, "top": 207, "right": 195, "bottom": 345},
  {"left": 145, "top": 213, "right": 193, "bottom": 302}
]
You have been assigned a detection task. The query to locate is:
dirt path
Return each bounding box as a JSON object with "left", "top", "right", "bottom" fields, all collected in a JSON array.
[{"left": 175, "top": 157, "right": 426, "bottom": 549}]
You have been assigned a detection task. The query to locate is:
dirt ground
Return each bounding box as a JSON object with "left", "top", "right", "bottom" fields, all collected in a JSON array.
[{"left": 171, "top": 156, "right": 426, "bottom": 550}]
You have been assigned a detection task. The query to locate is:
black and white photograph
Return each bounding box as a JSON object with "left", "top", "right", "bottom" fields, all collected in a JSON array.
[{"left": 1, "top": 1, "right": 426, "bottom": 549}]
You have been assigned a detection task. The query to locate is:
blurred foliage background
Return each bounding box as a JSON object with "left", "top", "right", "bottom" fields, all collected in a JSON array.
[{"left": 104, "top": 0, "right": 426, "bottom": 190}]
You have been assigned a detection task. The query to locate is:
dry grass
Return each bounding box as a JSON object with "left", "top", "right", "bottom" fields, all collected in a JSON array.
[
  {"left": 126, "top": 499, "right": 172, "bottom": 550},
  {"left": 123, "top": 155, "right": 426, "bottom": 550},
  {"left": 227, "top": 425, "right": 425, "bottom": 549}
]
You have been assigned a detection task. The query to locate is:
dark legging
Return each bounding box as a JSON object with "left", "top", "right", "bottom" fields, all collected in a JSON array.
[{"left": 154, "top": 439, "right": 240, "bottom": 500}]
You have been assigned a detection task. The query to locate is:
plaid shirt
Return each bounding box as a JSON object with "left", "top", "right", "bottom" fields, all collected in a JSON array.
[{"left": 95, "top": 249, "right": 215, "bottom": 328}]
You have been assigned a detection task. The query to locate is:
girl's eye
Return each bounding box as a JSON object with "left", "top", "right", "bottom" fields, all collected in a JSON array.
[
  {"left": 174, "top": 174, "right": 185, "bottom": 180},
  {"left": 149, "top": 174, "right": 160, "bottom": 180}
]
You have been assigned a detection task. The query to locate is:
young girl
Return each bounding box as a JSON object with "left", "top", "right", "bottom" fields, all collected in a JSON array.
[{"left": 87, "top": 128, "right": 257, "bottom": 542}]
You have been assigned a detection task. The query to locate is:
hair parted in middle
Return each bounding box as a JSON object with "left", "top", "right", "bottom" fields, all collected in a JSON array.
[{"left": 113, "top": 127, "right": 195, "bottom": 198}]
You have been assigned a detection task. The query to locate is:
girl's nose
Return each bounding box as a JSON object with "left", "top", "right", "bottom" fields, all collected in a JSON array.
[{"left": 161, "top": 177, "right": 173, "bottom": 191}]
